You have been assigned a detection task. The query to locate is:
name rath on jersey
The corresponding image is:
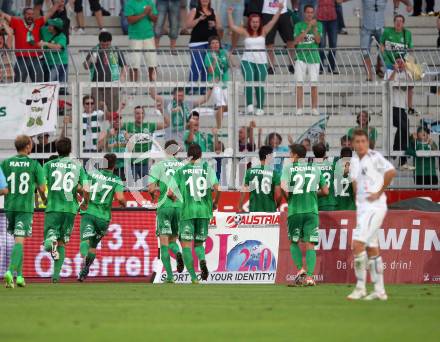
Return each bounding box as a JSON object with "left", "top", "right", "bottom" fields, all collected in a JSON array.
[{"left": 9, "top": 161, "right": 30, "bottom": 167}]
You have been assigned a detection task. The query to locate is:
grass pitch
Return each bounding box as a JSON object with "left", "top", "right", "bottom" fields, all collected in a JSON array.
[{"left": 0, "top": 283, "right": 438, "bottom": 342}]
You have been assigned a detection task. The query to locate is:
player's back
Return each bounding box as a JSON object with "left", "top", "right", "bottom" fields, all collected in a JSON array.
[
  {"left": 336, "top": 176, "right": 356, "bottom": 210},
  {"left": 84, "top": 169, "right": 124, "bottom": 221},
  {"left": 245, "top": 165, "right": 280, "bottom": 212},
  {"left": 282, "top": 161, "right": 324, "bottom": 216},
  {"left": 43, "top": 156, "right": 86, "bottom": 214},
  {"left": 1, "top": 155, "right": 44, "bottom": 213},
  {"left": 314, "top": 158, "right": 337, "bottom": 210},
  {"left": 175, "top": 161, "right": 218, "bottom": 220},
  {"left": 149, "top": 157, "right": 185, "bottom": 209}
]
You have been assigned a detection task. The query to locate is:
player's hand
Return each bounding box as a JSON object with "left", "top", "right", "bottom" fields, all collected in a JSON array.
[
  {"left": 406, "top": 5, "right": 413, "bottom": 13},
  {"left": 227, "top": 7, "right": 234, "bottom": 15},
  {"left": 308, "top": 19, "right": 317, "bottom": 28},
  {"left": 277, "top": 1, "right": 284, "bottom": 10},
  {"left": 367, "top": 191, "right": 382, "bottom": 202},
  {"left": 80, "top": 202, "right": 88, "bottom": 211},
  {"left": 144, "top": 5, "right": 152, "bottom": 15}
]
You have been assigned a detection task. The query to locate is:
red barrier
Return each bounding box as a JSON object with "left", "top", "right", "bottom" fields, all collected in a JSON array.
[
  {"left": 16, "top": 211, "right": 158, "bottom": 280},
  {"left": 276, "top": 211, "right": 440, "bottom": 284}
]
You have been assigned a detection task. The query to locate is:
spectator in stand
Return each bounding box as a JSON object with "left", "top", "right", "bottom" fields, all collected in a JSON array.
[
  {"left": 340, "top": 134, "right": 351, "bottom": 148},
  {"left": 361, "top": 0, "right": 412, "bottom": 81},
  {"left": 301, "top": 137, "right": 311, "bottom": 151},
  {"left": 204, "top": 35, "right": 229, "bottom": 129},
  {"left": 186, "top": 0, "right": 221, "bottom": 94},
  {"left": 317, "top": 0, "right": 347, "bottom": 74},
  {"left": 83, "top": 31, "right": 126, "bottom": 113},
  {"left": 73, "top": 0, "right": 106, "bottom": 34},
  {"left": 184, "top": 115, "right": 215, "bottom": 152},
  {"left": 219, "top": 0, "right": 244, "bottom": 51},
  {"left": 0, "top": 20, "right": 13, "bottom": 83},
  {"left": 228, "top": 3, "right": 283, "bottom": 115},
  {"left": 294, "top": 5, "right": 321, "bottom": 115},
  {"left": 406, "top": 126, "right": 438, "bottom": 186},
  {"left": 381, "top": 14, "right": 416, "bottom": 115},
  {"left": 122, "top": 105, "right": 170, "bottom": 181},
  {"left": 125, "top": 0, "right": 159, "bottom": 98},
  {"left": 387, "top": 57, "right": 411, "bottom": 169},
  {"left": 412, "top": 0, "right": 434, "bottom": 16},
  {"left": 347, "top": 110, "right": 378, "bottom": 149},
  {"left": 298, "top": 0, "right": 316, "bottom": 19},
  {"left": 261, "top": 0, "right": 295, "bottom": 75},
  {"left": 164, "top": 87, "right": 209, "bottom": 141},
  {"left": 155, "top": 0, "right": 180, "bottom": 52},
  {"left": 51, "top": 0, "right": 71, "bottom": 45},
  {"left": 238, "top": 120, "right": 257, "bottom": 152},
  {"left": 39, "top": 18, "right": 68, "bottom": 83},
  {"left": 81, "top": 95, "right": 105, "bottom": 152},
  {"left": 0, "top": 3, "right": 60, "bottom": 82},
  {"left": 336, "top": 2, "right": 346, "bottom": 35},
  {"left": 266, "top": 132, "right": 289, "bottom": 172},
  {"left": 32, "top": 133, "right": 58, "bottom": 164}
]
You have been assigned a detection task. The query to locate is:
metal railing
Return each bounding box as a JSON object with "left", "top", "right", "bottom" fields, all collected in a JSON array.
[{"left": 0, "top": 47, "right": 439, "bottom": 190}]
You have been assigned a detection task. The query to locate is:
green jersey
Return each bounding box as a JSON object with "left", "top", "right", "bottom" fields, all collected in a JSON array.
[
  {"left": 40, "top": 26, "right": 68, "bottom": 66},
  {"left": 148, "top": 157, "right": 185, "bottom": 209},
  {"left": 243, "top": 165, "right": 280, "bottom": 212},
  {"left": 173, "top": 161, "right": 218, "bottom": 220},
  {"left": 294, "top": 21, "right": 323, "bottom": 64},
  {"left": 124, "top": 0, "right": 158, "bottom": 40},
  {"left": 406, "top": 140, "right": 438, "bottom": 177},
  {"left": 380, "top": 27, "right": 413, "bottom": 68},
  {"left": 336, "top": 176, "right": 356, "bottom": 210},
  {"left": 1, "top": 155, "right": 45, "bottom": 213},
  {"left": 43, "top": 157, "right": 88, "bottom": 214},
  {"left": 314, "top": 159, "right": 337, "bottom": 209},
  {"left": 281, "top": 162, "right": 326, "bottom": 216},
  {"left": 82, "top": 169, "right": 124, "bottom": 221},
  {"left": 122, "top": 121, "right": 157, "bottom": 153},
  {"left": 204, "top": 49, "right": 229, "bottom": 87}
]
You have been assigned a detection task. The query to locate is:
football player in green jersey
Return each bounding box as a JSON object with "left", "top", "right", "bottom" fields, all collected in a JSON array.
[
  {"left": 2, "top": 135, "right": 46, "bottom": 288},
  {"left": 336, "top": 147, "right": 356, "bottom": 210},
  {"left": 148, "top": 140, "right": 185, "bottom": 283},
  {"left": 78, "top": 153, "right": 126, "bottom": 282},
  {"left": 238, "top": 145, "right": 282, "bottom": 212},
  {"left": 170, "top": 143, "right": 220, "bottom": 283},
  {"left": 42, "top": 137, "right": 89, "bottom": 283},
  {"left": 281, "top": 144, "right": 328, "bottom": 286},
  {"left": 313, "top": 143, "right": 337, "bottom": 211}
]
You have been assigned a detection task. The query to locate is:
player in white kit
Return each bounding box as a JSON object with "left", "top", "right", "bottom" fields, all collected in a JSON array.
[{"left": 347, "top": 129, "right": 396, "bottom": 301}]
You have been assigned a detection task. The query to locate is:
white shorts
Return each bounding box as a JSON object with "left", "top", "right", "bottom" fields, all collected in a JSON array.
[
  {"left": 128, "top": 38, "right": 158, "bottom": 68},
  {"left": 352, "top": 206, "right": 387, "bottom": 248},
  {"left": 295, "top": 61, "right": 320, "bottom": 83},
  {"left": 212, "top": 86, "right": 227, "bottom": 107}
]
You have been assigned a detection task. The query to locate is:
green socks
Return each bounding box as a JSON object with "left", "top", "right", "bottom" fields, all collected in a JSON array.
[
  {"left": 80, "top": 241, "right": 89, "bottom": 257},
  {"left": 8, "top": 243, "right": 23, "bottom": 274},
  {"left": 160, "top": 245, "right": 173, "bottom": 280},
  {"left": 305, "top": 249, "right": 316, "bottom": 276},
  {"left": 194, "top": 245, "right": 205, "bottom": 261},
  {"left": 290, "top": 243, "right": 303, "bottom": 270},
  {"left": 168, "top": 241, "right": 180, "bottom": 255},
  {"left": 53, "top": 246, "right": 65, "bottom": 281},
  {"left": 182, "top": 247, "right": 197, "bottom": 281}
]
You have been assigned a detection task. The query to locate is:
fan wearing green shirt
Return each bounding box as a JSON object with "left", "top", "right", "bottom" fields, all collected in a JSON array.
[
  {"left": 281, "top": 144, "right": 329, "bottom": 286},
  {"left": 169, "top": 143, "right": 220, "bottom": 283},
  {"left": 347, "top": 111, "right": 378, "bottom": 149},
  {"left": 42, "top": 137, "right": 89, "bottom": 283},
  {"left": 183, "top": 112, "right": 215, "bottom": 152},
  {"left": 293, "top": 5, "right": 322, "bottom": 116},
  {"left": 148, "top": 140, "right": 185, "bottom": 283},
  {"left": 313, "top": 142, "right": 338, "bottom": 211},
  {"left": 2, "top": 135, "right": 46, "bottom": 289},
  {"left": 123, "top": 105, "right": 170, "bottom": 183},
  {"left": 78, "top": 153, "right": 127, "bottom": 282},
  {"left": 238, "top": 145, "right": 281, "bottom": 213}
]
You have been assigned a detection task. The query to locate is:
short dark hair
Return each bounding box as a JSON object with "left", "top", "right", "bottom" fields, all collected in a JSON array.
[
  {"left": 134, "top": 105, "right": 144, "bottom": 112},
  {"left": 340, "top": 135, "right": 349, "bottom": 144},
  {"left": 340, "top": 147, "right": 353, "bottom": 158},
  {"left": 82, "top": 95, "right": 95, "bottom": 105},
  {"left": 189, "top": 111, "right": 200, "bottom": 119},
  {"left": 208, "top": 35, "right": 221, "bottom": 45},
  {"left": 394, "top": 14, "right": 405, "bottom": 23},
  {"left": 352, "top": 128, "right": 369, "bottom": 140},
  {"left": 15, "top": 135, "right": 31, "bottom": 152},
  {"left": 164, "top": 140, "right": 180, "bottom": 155},
  {"left": 173, "top": 87, "right": 184, "bottom": 94},
  {"left": 259, "top": 145, "right": 273, "bottom": 161},
  {"left": 187, "top": 143, "right": 202, "bottom": 160},
  {"left": 304, "top": 4, "right": 314, "bottom": 12},
  {"left": 267, "top": 132, "right": 282, "bottom": 144},
  {"left": 312, "top": 143, "right": 327, "bottom": 158},
  {"left": 98, "top": 31, "right": 112, "bottom": 42},
  {"left": 22, "top": 7, "right": 33, "bottom": 15},
  {"left": 289, "top": 144, "right": 307, "bottom": 159},
  {"left": 417, "top": 126, "right": 430, "bottom": 134},
  {"left": 104, "top": 153, "right": 117, "bottom": 170},
  {"left": 56, "top": 137, "right": 72, "bottom": 157}
]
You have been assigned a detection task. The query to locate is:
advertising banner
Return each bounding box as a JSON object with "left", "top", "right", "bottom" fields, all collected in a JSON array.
[
  {"left": 276, "top": 211, "right": 440, "bottom": 284},
  {"left": 0, "top": 82, "right": 59, "bottom": 139},
  {"left": 156, "top": 212, "right": 280, "bottom": 284}
]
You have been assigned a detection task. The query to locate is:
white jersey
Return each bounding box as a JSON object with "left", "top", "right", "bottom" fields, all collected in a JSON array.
[{"left": 349, "top": 149, "right": 395, "bottom": 208}]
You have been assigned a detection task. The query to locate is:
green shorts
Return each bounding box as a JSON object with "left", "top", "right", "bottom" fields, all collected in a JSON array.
[
  {"left": 44, "top": 212, "right": 76, "bottom": 244},
  {"left": 156, "top": 207, "right": 181, "bottom": 237},
  {"left": 80, "top": 214, "right": 110, "bottom": 248},
  {"left": 319, "top": 205, "right": 337, "bottom": 212},
  {"left": 287, "top": 213, "right": 319, "bottom": 244},
  {"left": 179, "top": 218, "right": 210, "bottom": 242},
  {"left": 5, "top": 211, "right": 33, "bottom": 237}
]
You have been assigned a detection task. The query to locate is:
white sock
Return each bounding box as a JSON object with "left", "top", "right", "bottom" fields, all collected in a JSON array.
[
  {"left": 368, "top": 256, "right": 385, "bottom": 294},
  {"left": 354, "top": 251, "right": 367, "bottom": 290}
]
